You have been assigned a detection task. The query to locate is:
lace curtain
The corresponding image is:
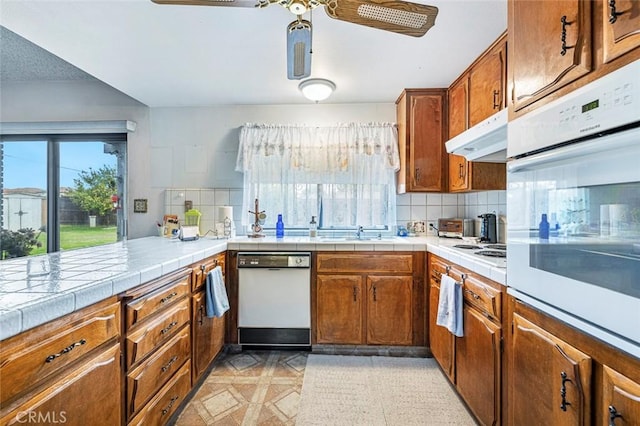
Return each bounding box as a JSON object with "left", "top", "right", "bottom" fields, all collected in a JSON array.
[{"left": 235, "top": 122, "right": 400, "bottom": 230}]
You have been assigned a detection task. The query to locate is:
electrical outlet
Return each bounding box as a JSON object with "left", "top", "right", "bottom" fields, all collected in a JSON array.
[
  {"left": 427, "top": 221, "right": 437, "bottom": 235},
  {"left": 185, "top": 200, "right": 193, "bottom": 211}
]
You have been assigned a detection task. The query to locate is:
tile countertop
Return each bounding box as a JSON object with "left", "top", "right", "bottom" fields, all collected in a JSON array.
[{"left": 0, "top": 235, "right": 505, "bottom": 341}]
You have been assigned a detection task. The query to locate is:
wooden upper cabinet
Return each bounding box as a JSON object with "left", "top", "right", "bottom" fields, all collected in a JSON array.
[
  {"left": 509, "top": 0, "right": 592, "bottom": 111},
  {"left": 396, "top": 89, "right": 447, "bottom": 193},
  {"left": 509, "top": 312, "right": 592, "bottom": 425},
  {"left": 448, "top": 78, "right": 468, "bottom": 139},
  {"left": 602, "top": 365, "right": 640, "bottom": 426},
  {"left": 601, "top": 0, "right": 640, "bottom": 63},
  {"left": 469, "top": 39, "right": 506, "bottom": 126}
]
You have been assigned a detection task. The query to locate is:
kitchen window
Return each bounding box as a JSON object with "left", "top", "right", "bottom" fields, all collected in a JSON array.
[
  {"left": 236, "top": 123, "right": 399, "bottom": 232},
  {"left": 0, "top": 134, "right": 127, "bottom": 258}
]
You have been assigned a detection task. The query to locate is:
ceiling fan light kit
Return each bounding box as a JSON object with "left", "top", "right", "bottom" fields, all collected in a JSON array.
[
  {"left": 299, "top": 78, "right": 336, "bottom": 102},
  {"left": 151, "top": 0, "right": 438, "bottom": 78}
]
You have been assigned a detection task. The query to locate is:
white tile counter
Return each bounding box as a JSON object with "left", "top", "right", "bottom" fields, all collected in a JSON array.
[
  {"left": 0, "top": 235, "right": 505, "bottom": 341},
  {"left": 0, "top": 237, "right": 227, "bottom": 340}
]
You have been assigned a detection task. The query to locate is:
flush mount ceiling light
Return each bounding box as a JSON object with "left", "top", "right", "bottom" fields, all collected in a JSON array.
[{"left": 298, "top": 78, "right": 336, "bottom": 102}]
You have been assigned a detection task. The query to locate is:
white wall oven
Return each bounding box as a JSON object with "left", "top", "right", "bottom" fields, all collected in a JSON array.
[{"left": 506, "top": 59, "right": 640, "bottom": 358}]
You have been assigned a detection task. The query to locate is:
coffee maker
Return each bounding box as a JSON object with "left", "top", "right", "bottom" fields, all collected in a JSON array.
[{"left": 478, "top": 213, "right": 497, "bottom": 243}]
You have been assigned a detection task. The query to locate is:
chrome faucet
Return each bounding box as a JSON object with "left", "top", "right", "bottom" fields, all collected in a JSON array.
[{"left": 355, "top": 226, "right": 364, "bottom": 239}]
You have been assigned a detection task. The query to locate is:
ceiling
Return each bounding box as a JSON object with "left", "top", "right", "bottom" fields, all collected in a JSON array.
[{"left": 0, "top": 0, "right": 506, "bottom": 107}]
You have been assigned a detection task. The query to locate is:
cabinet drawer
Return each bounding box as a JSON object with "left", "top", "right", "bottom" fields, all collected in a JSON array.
[
  {"left": 1, "top": 342, "right": 121, "bottom": 426},
  {"left": 317, "top": 253, "right": 413, "bottom": 273},
  {"left": 126, "top": 274, "right": 190, "bottom": 330},
  {"left": 127, "top": 325, "right": 191, "bottom": 418},
  {"left": 128, "top": 362, "right": 191, "bottom": 426},
  {"left": 191, "top": 253, "right": 225, "bottom": 292},
  {"left": 462, "top": 276, "right": 501, "bottom": 321},
  {"left": 126, "top": 298, "right": 190, "bottom": 368},
  {"left": 0, "top": 299, "right": 120, "bottom": 404}
]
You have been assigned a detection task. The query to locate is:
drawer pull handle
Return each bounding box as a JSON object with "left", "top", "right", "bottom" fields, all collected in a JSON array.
[
  {"left": 198, "top": 305, "right": 205, "bottom": 325},
  {"left": 160, "top": 321, "right": 178, "bottom": 335},
  {"left": 492, "top": 90, "right": 500, "bottom": 110},
  {"left": 373, "top": 285, "right": 377, "bottom": 302},
  {"left": 353, "top": 286, "right": 357, "bottom": 302},
  {"left": 160, "top": 292, "right": 178, "bottom": 304},
  {"left": 560, "top": 371, "right": 572, "bottom": 411},
  {"left": 608, "top": 0, "right": 624, "bottom": 24},
  {"left": 465, "top": 289, "right": 481, "bottom": 300},
  {"left": 45, "top": 339, "right": 87, "bottom": 363},
  {"left": 161, "top": 355, "right": 179, "bottom": 373},
  {"left": 161, "top": 395, "right": 179, "bottom": 416},
  {"left": 609, "top": 405, "right": 623, "bottom": 426}
]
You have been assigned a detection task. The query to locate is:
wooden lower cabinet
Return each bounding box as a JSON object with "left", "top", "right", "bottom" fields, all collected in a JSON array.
[
  {"left": 602, "top": 365, "right": 640, "bottom": 426},
  {"left": 428, "top": 277, "right": 454, "bottom": 379},
  {"left": 456, "top": 306, "right": 501, "bottom": 426},
  {"left": 509, "top": 311, "right": 592, "bottom": 425},
  {"left": 428, "top": 254, "right": 503, "bottom": 425},
  {"left": 192, "top": 289, "right": 226, "bottom": 382},
  {"left": 316, "top": 275, "right": 364, "bottom": 344},
  {"left": 1, "top": 342, "right": 121, "bottom": 426},
  {"left": 315, "top": 252, "right": 422, "bottom": 346}
]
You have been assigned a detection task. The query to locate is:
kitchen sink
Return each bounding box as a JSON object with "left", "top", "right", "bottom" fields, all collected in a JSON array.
[{"left": 319, "top": 236, "right": 397, "bottom": 242}]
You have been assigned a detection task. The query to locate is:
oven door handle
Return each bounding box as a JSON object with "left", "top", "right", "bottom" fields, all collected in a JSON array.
[{"left": 508, "top": 127, "right": 638, "bottom": 173}]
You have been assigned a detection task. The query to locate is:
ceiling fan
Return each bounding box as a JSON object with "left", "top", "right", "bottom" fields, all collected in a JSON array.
[{"left": 150, "top": 0, "right": 438, "bottom": 80}]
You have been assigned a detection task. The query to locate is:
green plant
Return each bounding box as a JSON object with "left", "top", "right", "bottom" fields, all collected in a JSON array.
[
  {"left": 0, "top": 228, "right": 42, "bottom": 259},
  {"left": 68, "top": 165, "right": 117, "bottom": 217}
]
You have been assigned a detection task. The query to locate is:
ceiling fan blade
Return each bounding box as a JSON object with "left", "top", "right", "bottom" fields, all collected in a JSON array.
[
  {"left": 151, "top": 0, "right": 259, "bottom": 8},
  {"left": 324, "top": 0, "right": 438, "bottom": 37},
  {"left": 287, "top": 19, "right": 312, "bottom": 80}
]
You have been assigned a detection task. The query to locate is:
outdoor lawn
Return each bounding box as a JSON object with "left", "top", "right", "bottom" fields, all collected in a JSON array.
[{"left": 30, "top": 225, "right": 117, "bottom": 255}]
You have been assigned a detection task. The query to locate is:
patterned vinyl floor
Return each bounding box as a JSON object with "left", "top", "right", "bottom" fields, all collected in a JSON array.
[{"left": 174, "top": 350, "right": 309, "bottom": 425}]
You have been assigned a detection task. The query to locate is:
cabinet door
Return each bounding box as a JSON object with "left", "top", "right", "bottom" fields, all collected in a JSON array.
[
  {"left": 428, "top": 282, "right": 455, "bottom": 380},
  {"left": 456, "top": 305, "right": 501, "bottom": 426},
  {"left": 509, "top": 312, "right": 592, "bottom": 425},
  {"left": 469, "top": 40, "right": 506, "bottom": 126},
  {"left": 448, "top": 155, "right": 469, "bottom": 192},
  {"left": 510, "top": 0, "right": 591, "bottom": 111},
  {"left": 448, "top": 78, "right": 468, "bottom": 139},
  {"left": 316, "top": 275, "right": 364, "bottom": 344},
  {"left": 602, "top": 365, "right": 640, "bottom": 426},
  {"left": 192, "top": 291, "right": 225, "bottom": 383},
  {"left": 1, "top": 343, "right": 121, "bottom": 426},
  {"left": 366, "top": 275, "right": 413, "bottom": 345},
  {"left": 409, "top": 94, "right": 446, "bottom": 191},
  {"left": 602, "top": 0, "right": 640, "bottom": 63}
]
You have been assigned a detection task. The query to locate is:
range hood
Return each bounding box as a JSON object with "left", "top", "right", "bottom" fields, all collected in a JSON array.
[{"left": 445, "top": 109, "right": 508, "bottom": 162}]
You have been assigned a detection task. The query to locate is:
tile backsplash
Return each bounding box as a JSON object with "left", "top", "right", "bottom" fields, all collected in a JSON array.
[
  {"left": 164, "top": 188, "right": 507, "bottom": 238},
  {"left": 164, "top": 188, "right": 244, "bottom": 236}
]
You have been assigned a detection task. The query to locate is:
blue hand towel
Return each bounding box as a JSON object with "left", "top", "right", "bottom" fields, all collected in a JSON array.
[
  {"left": 436, "top": 274, "right": 464, "bottom": 337},
  {"left": 205, "top": 265, "right": 229, "bottom": 318}
]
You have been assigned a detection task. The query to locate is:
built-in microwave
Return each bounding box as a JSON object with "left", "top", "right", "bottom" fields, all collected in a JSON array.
[{"left": 506, "top": 59, "right": 640, "bottom": 358}]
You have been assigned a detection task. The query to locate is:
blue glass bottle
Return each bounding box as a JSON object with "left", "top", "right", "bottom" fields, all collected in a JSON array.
[
  {"left": 539, "top": 214, "right": 550, "bottom": 239},
  {"left": 276, "top": 214, "right": 285, "bottom": 238}
]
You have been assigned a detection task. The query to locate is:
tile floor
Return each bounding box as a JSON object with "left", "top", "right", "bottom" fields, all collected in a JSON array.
[{"left": 174, "top": 350, "right": 309, "bottom": 425}]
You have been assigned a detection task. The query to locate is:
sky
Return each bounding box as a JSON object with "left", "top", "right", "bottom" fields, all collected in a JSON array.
[{"left": 2, "top": 141, "right": 116, "bottom": 189}]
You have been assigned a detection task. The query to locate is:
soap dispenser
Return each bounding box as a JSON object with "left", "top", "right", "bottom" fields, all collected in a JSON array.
[{"left": 309, "top": 216, "right": 317, "bottom": 238}]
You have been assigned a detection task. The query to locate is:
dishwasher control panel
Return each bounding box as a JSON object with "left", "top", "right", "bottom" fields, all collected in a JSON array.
[{"left": 237, "top": 252, "right": 311, "bottom": 268}]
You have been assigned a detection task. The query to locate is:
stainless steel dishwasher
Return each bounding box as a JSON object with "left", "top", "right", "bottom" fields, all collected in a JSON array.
[{"left": 237, "top": 252, "right": 311, "bottom": 346}]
